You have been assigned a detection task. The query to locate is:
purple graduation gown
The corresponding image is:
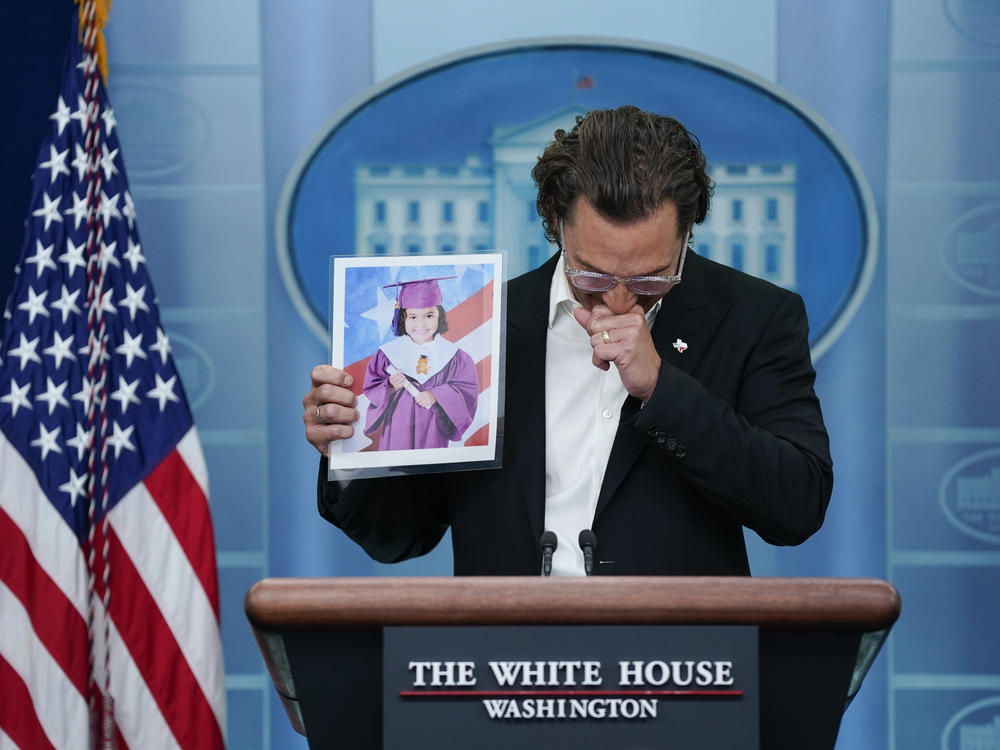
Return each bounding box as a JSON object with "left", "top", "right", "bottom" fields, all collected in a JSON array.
[{"left": 363, "top": 338, "right": 479, "bottom": 451}]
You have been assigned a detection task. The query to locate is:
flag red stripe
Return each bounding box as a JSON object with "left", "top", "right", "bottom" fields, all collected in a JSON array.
[
  {"left": 142, "top": 451, "right": 220, "bottom": 619},
  {"left": 344, "top": 357, "right": 370, "bottom": 398},
  {"left": 463, "top": 423, "right": 490, "bottom": 447},
  {"left": 441, "top": 279, "right": 493, "bottom": 343},
  {"left": 0, "top": 655, "right": 58, "bottom": 750},
  {"left": 108, "top": 529, "right": 224, "bottom": 750},
  {"left": 0, "top": 507, "right": 89, "bottom": 696},
  {"left": 114, "top": 717, "right": 129, "bottom": 750},
  {"left": 475, "top": 354, "right": 492, "bottom": 391},
  {"left": 346, "top": 280, "right": 495, "bottom": 397}
]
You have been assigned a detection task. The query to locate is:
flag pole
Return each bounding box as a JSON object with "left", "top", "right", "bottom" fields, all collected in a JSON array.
[{"left": 75, "top": 0, "right": 115, "bottom": 745}]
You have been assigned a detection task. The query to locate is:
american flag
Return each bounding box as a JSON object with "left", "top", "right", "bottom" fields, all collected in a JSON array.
[{"left": 0, "top": 11, "right": 225, "bottom": 750}]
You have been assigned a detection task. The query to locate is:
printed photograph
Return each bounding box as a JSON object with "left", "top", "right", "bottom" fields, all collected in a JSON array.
[{"left": 328, "top": 253, "right": 504, "bottom": 477}]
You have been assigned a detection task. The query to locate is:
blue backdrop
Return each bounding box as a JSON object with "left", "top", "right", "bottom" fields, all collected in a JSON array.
[{"left": 3, "top": 1, "right": 998, "bottom": 748}]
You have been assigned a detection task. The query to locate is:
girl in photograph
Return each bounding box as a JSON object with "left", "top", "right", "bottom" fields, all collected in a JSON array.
[{"left": 363, "top": 276, "right": 479, "bottom": 450}]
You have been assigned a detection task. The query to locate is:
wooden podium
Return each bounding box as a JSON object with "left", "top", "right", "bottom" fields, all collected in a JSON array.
[{"left": 246, "top": 577, "right": 900, "bottom": 749}]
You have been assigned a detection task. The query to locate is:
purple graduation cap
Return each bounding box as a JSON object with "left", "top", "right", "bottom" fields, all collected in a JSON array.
[{"left": 384, "top": 275, "right": 457, "bottom": 332}]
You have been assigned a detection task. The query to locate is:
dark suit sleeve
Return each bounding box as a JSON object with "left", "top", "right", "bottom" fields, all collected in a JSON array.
[
  {"left": 316, "top": 457, "right": 450, "bottom": 563},
  {"left": 630, "top": 292, "right": 833, "bottom": 545}
]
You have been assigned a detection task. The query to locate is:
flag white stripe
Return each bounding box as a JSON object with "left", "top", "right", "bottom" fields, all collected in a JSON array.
[
  {"left": 457, "top": 387, "right": 494, "bottom": 444},
  {"left": 0, "top": 433, "right": 88, "bottom": 618},
  {"left": 175, "top": 427, "right": 209, "bottom": 500},
  {"left": 109, "top": 482, "right": 226, "bottom": 732},
  {"left": 455, "top": 320, "right": 492, "bottom": 364},
  {"left": 338, "top": 394, "right": 375, "bottom": 453},
  {"left": 0, "top": 725, "right": 16, "bottom": 750},
  {"left": 0, "top": 581, "right": 88, "bottom": 750}
]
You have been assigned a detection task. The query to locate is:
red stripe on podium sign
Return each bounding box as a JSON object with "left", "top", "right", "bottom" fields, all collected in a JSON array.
[{"left": 399, "top": 689, "right": 744, "bottom": 698}]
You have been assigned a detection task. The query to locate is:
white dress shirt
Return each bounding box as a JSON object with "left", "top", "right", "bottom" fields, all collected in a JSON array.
[{"left": 544, "top": 255, "right": 660, "bottom": 576}]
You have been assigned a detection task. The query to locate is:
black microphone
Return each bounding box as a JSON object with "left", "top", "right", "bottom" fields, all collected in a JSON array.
[
  {"left": 539, "top": 531, "right": 558, "bottom": 577},
  {"left": 578, "top": 530, "right": 597, "bottom": 576}
]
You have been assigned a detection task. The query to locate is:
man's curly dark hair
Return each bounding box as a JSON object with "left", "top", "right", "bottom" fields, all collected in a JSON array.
[{"left": 531, "top": 106, "right": 714, "bottom": 247}]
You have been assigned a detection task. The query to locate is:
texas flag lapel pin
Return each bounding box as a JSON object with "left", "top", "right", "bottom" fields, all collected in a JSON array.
[{"left": 672, "top": 338, "right": 688, "bottom": 353}]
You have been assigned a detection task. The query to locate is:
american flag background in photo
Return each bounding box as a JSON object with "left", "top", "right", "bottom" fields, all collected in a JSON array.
[
  {"left": 0, "top": 7, "right": 225, "bottom": 750},
  {"left": 338, "top": 262, "right": 496, "bottom": 452}
]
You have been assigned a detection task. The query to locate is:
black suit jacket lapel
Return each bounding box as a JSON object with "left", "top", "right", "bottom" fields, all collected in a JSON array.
[
  {"left": 594, "top": 253, "right": 729, "bottom": 518},
  {"left": 504, "top": 254, "right": 557, "bottom": 542},
  {"left": 651, "top": 252, "right": 719, "bottom": 377}
]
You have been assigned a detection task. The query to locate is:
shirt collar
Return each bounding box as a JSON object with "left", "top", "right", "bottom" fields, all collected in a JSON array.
[
  {"left": 548, "top": 252, "right": 663, "bottom": 329},
  {"left": 548, "top": 252, "right": 578, "bottom": 328}
]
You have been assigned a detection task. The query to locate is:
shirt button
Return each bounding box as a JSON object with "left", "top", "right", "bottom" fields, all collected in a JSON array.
[{"left": 602, "top": 409, "right": 614, "bottom": 419}]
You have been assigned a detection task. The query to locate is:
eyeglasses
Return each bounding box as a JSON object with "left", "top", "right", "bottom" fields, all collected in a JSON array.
[{"left": 560, "top": 221, "right": 688, "bottom": 296}]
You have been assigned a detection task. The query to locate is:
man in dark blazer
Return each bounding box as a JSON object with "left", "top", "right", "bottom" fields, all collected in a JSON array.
[{"left": 303, "top": 106, "right": 832, "bottom": 576}]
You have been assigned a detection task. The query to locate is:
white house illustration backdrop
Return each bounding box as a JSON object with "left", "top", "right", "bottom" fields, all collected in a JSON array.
[{"left": 353, "top": 109, "right": 797, "bottom": 288}]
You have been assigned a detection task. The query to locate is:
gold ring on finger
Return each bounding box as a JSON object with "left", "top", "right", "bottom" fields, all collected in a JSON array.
[{"left": 602, "top": 329, "right": 611, "bottom": 344}]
